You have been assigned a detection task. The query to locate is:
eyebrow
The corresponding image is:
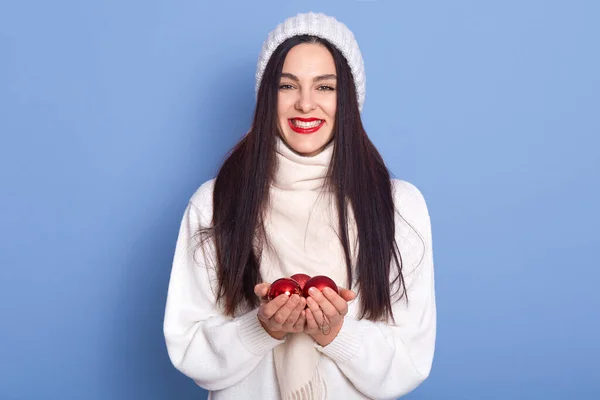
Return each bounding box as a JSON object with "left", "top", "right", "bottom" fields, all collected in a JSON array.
[{"left": 280, "top": 73, "right": 337, "bottom": 82}]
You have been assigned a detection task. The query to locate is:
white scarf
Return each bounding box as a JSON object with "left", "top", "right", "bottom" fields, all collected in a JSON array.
[{"left": 258, "top": 136, "right": 358, "bottom": 400}]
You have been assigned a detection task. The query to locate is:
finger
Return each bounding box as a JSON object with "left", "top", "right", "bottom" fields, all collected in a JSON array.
[
  {"left": 322, "top": 287, "right": 350, "bottom": 316},
  {"left": 271, "top": 294, "right": 301, "bottom": 326},
  {"left": 306, "top": 296, "right": 325, "bottom": 326},
  {"left": 305, "top": 308, "right": 319, "bottom": 333},
  {"left": 254, "top": 283, "right": 270, "bottom": 299},
  {"left": 258, "top": 294, "right": 288, "bottom": 320},
  {"left": 339, "top": 288, "right": 356, "bottom": 302},
  {"left": 283, "top": 297, "right": 306, "bottom": 328},
  {"left": 293, "top": 309, "right": 306, "bottom": 332},
  {"left": 307, "top": 287, "right": 338, "bottom": 317}
]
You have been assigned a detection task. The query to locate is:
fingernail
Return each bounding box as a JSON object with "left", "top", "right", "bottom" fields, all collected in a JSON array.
[
  {"left": 309, "top": 287, "right": 318, "bottom": 295},
  {"left": 323, "top": 287, "right": 331, "bottom": 295},
  {"left": 291, "top": 295, "right": 299, "bottom": 303}
]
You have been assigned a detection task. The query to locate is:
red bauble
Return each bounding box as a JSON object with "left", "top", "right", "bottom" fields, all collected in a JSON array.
[
  {"left": 303, "top": 275, "right": 339, "bottom": 297},
  {"left": 267, "top": 278, "right": 302, "bottom": 301},
  {"left": 290, "top": 273, "right": 311, "bottom": 290}
]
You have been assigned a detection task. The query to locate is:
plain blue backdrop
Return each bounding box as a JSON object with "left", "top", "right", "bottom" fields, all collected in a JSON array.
[{"left": 1, "top": 0, "right": 599, "bottom": 399}]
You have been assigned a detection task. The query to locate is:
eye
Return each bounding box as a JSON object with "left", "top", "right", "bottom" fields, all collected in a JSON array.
[
  {"left": 318, "top": 85, "right": 336, "bottom": 91},
  {"left": 279, "top": 84, "right": 294, "bottom": 90}
]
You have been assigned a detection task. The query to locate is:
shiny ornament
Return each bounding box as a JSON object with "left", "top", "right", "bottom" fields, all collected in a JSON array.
[
  {"left": 290, "top": 273, "right": 311, "bottom": 291},
  {"left": 267, "top": 278, "right": 302, "bottom": 301},
  {"left": 303, "top": 275, "right": 339, "bottom": 298}
]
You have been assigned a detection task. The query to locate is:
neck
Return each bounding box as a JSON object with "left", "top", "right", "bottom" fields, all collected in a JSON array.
[{"left": 272, "top": 136, "right": 334, "bottom": 191}]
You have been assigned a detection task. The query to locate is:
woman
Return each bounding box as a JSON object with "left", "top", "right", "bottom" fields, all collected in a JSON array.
[{"left": 163, "top": 12, "right": 436, "bottom": 400}]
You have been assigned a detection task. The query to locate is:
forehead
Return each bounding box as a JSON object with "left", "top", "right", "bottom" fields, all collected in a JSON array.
[{"left": 282, "top": 43, "right": 336, "bottom": 76}]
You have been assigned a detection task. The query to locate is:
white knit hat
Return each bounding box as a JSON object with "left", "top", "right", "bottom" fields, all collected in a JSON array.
[{"left": 255, "top": 12, "right": 366, "bottom": 111}]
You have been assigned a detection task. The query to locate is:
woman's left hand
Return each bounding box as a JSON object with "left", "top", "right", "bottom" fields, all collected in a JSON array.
[{"left": 305, "top": 286, "right": 356, "bottom": 346}]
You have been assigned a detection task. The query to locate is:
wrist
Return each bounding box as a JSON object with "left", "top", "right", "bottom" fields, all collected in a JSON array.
[{"left": 310, "top": 319, "right": 343, "bottom": 347}]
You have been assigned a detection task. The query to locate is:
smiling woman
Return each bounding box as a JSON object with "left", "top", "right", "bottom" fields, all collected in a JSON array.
[
  {"left": 163, "top": 11, "right": 436, "bottom": 400},
  {"left": 276, "top": 44, "right": 337, "bottom": 156}
]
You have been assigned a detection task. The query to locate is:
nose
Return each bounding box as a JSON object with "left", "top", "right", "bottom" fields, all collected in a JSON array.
[{"left": 295, "top": 87, "right": 316, "bottom": 113}]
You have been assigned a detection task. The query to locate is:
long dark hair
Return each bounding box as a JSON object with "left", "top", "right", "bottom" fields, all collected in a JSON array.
[{"left": 200, "top": 35, "right": 406, "bottom": 321}]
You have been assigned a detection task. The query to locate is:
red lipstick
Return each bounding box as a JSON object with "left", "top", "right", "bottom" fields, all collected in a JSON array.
[{"left": 288, "top": 118, "right": 325, "bottom": 134}]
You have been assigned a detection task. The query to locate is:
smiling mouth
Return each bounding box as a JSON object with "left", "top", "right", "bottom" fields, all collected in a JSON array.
[{"left": 288, "top": 118, "right": 325, "bottom": 134}]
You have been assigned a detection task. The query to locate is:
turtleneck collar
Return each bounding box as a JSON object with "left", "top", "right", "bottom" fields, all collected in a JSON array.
[{"left": 272, "top": 135, "right": 334, "bottom": 191}]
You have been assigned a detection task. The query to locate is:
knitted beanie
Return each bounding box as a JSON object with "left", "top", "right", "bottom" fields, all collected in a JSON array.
[{"left": 255, "top": 12, "right": 366, "bottom": 111}]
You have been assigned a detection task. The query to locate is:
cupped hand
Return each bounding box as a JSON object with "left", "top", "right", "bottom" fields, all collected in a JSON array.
[
  {"left": 254, "top": 283, "right": 307, "bottom": 339},
  {"left": 305, "top": 286, "right": 356, "bottom": 345}
]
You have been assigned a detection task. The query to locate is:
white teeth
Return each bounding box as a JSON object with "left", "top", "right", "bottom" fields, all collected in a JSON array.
[{"left": 292, "top": 119, "right": 323, "bottom": 128}]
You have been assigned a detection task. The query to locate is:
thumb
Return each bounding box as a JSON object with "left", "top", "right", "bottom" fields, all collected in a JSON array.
[
  {"left": 339, "top": 288, "right": 356, "bottom": 302},
  {"left": 254, "top": 282, "right": 270, "bottom": 298}
]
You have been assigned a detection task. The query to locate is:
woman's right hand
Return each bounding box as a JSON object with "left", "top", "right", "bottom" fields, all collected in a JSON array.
[{"left": 254, "top": 283, "right": 307, "bottom": 339}]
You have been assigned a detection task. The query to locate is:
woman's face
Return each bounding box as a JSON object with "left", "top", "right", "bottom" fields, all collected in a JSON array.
[{"left": 277, "top": 43, "right": 337, "bottom": 157}]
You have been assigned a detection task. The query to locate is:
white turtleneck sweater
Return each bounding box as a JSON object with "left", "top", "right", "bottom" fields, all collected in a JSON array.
[{"left": 163, "top": 137, "right": 436, "bottom": 400}]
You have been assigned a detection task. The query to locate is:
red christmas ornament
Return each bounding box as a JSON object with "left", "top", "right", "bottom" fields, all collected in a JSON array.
[
  {"left": 290, "top": 273, "right": 311, "bottom": 291},
  {"left": 303, "top": 275, "right": 339, "bottom": 298},
  {"left": 267, "top": 278, "right": 302, "bottom": 301}
]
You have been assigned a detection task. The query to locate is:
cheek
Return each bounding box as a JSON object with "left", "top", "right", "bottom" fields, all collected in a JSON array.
[
  {"left": 325, "top": 97, "right": 337, "bottom": 120},
  {"left": 277, "top": 95, "right": 295, "bottom": 118}
]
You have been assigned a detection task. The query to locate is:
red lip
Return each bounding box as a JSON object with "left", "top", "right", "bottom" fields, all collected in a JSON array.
[{"left": 288, "top": 118, "right": 325, "bottom": 134}]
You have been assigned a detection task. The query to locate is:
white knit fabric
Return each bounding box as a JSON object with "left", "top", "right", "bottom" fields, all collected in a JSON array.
[
  {"left": 163, "top": 146, "right": 437, "bottom": 398},
  {"left": 268, "top": 136, "right": 349, "bottom": 400},
  {"left": 255, "top": 12, "right": 366, "bottom": 111}
]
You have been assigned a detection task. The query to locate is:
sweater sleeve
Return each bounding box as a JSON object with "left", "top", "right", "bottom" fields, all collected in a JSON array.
[
  {"left": 163, "top": 196, "right": 285, "bottom": 391},
  {"left": 315, "top": 180, "right": 437, "bottom": 399}
]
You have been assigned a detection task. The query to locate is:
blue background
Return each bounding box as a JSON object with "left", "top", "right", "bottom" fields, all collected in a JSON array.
[{"left": 1, "top": 0, "right": 599, "bottom": 399}]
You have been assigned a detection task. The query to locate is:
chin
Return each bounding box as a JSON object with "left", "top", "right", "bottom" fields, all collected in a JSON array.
[{"left": 281, "top": 132, "right": 332, "bottom": 157}]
